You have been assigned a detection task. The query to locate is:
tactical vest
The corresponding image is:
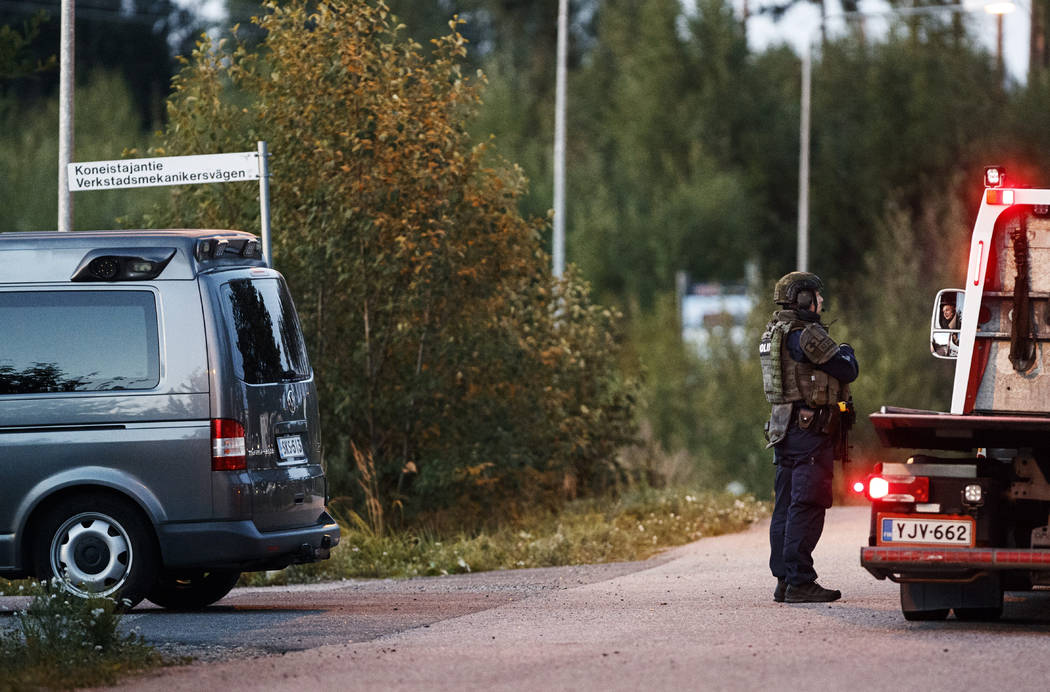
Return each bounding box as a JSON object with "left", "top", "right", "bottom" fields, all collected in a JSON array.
[{"left": 760, "top": 310, "right": 849, "bottom": 408}]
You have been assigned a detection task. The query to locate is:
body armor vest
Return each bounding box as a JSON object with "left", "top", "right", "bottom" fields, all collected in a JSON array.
[{"left": 760, "top": 310, "right": 849, "bottom": 408}]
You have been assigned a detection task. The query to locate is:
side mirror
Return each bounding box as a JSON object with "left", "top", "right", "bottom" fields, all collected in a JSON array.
[{"left": 931, "top": 289, "right": 964, "bottom": 359}]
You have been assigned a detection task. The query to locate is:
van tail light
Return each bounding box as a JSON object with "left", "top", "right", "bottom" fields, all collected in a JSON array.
[
  {"left": 212, "top": 418, "right": 246, "bottom": 471},
  {"left": 864, "top": 474, "right": 929, "bottom": 503}
]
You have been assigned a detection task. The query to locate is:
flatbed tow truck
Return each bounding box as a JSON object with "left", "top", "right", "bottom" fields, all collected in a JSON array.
[{"left": 859, "top": 167, "right": 1050, "bottom": 620}]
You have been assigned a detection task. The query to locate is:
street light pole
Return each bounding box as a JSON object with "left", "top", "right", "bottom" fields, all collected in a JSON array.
[
  {"left": 798, "top": 48, "right": 811, "bottom": 273},
  {"left": 58, "top": 0, "right": 74, "bottom": 232},
  {"left": 552, "top": 0, "right": 568, "bottom": 279},
  {"left": 796, "top": 2, "right": 1014, "bottom": 272}
]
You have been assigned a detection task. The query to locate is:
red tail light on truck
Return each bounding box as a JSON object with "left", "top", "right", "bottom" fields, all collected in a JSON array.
[{"left": 862, "top": 474, "right": 930, "bottom": 503}]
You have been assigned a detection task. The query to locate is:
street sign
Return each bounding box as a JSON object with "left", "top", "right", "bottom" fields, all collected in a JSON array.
[
  {"left": 67, "top": 145, "right": 274, "bottom": 266},
  {"left": 67, "top": 152, "right": 260, "bottom": 191}
]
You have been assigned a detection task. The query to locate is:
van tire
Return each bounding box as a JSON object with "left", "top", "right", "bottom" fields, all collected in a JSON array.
[
  {"left": 32, "top": 494, "right": 158, "bottom": 609},
  {"left": 147, "top": 570, "right": 241, "bottom": 610}
]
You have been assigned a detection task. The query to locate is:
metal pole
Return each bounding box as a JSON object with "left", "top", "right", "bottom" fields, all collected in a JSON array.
[
  {"left": 798, "top": 46, "right": 811, "bottom": 273},
  {"left": 997, "top": 13, "right": 1004, "bottom": 77},
  {"left": 552, "top": 0, "right": 568, "bottom": 278},
  {"left": 57, "top": 0, "right": 75, "bottom": 232},
  {"left": 258, "top": 141, "right": 272, "bottom": 267},
  {"left": 796, "top": 3, "right": 1007, "bottom": 273}
]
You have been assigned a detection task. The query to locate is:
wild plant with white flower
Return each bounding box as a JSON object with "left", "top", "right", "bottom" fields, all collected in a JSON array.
[{"left": 1, "top": 578, "right": 159, "bottom": 688}]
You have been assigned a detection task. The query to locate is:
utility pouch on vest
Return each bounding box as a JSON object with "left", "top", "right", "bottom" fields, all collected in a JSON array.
[
  {"left": 812, "top": 369, "right": 833, "bottom": 406},
  {"left": 797, "top": 406, "right": 817, "bottom": 430},
  {"left": 764, "top": 402, "right": 793, "bottom": 448}
]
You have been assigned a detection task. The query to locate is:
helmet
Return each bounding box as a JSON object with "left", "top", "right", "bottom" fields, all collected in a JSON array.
[{"left": 773, "top": 271, "right": 823, "bottom": 306}]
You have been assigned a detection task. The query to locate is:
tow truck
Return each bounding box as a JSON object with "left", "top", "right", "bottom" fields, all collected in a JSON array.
[{"left": 858, "top": 167, "right": 1050, "bottom": 620}]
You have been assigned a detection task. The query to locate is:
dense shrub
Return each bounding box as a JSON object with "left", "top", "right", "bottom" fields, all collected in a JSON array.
[{"left": 146, "top": 0, "right": 637, "bottom": 519}]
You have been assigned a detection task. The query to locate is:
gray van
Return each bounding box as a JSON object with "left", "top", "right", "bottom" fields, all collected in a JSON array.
[{"left": 0, "top": 229, "right": 339, "bottom": 608}]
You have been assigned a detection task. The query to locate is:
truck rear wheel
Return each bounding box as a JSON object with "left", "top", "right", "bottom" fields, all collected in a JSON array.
[
  {"left": 902, "top": 607, "right": 949, "bottom": 621},
  {"left": 953, "top": 605, "right": 1003, "bottom": 621}
]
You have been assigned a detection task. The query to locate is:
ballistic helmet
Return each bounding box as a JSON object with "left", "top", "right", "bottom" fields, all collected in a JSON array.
[{"left": 773, "top": 271, "right": 824, "bottom": 307}]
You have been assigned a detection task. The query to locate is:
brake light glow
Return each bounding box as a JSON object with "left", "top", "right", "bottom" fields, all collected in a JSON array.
[
  {"left": 211, "top": 418, "right": 246, "bottom": 471},
  {"left": 864, "top": 474, "right": 929, "bottom": 503}
]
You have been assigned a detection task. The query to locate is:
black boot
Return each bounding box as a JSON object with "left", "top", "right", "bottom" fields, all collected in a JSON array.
[
  {"left": 784, "top": 581, "right": 841, "bottom": 603},
  {"left": 774, "top": 578, "right": 787, "bottom": 603}
]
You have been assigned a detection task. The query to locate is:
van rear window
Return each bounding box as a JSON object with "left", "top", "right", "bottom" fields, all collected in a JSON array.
[
  {"left": 0, "top": 291, "right": 159, "bottom": 394},
  {"left": 220, "top": 278, "right": 310, "bottom": 384}
]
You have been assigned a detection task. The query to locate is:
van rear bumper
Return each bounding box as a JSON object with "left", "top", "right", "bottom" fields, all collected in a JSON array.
[{"left": 157, "top": 511, "right": 341, "bottom": 571}]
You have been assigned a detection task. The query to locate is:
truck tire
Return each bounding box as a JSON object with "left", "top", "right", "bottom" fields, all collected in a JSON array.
[
  {"left": 902, "top": 607, "right": 949, "bottom": 621},
  {"left": 32, "top": 494, "right": 158, "bottom": 609},
  {"left": 146, "top": 570, "right": 241, "bottom": 610},
  {"left": 954, "top": 605, "right": 1003, "bottom": 621}
]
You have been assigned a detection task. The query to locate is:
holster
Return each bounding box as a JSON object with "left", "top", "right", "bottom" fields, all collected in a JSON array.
[
  {"left": 797, "top": 406, "right": 818, "bottom": 430},
  {"left": 797, "top": 404, "right": 840, "bottom": 436}
]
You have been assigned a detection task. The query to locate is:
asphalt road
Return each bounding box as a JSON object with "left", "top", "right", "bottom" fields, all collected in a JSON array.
[{"left": 9, "top": 506, "right": 1050, "bottom": 690}]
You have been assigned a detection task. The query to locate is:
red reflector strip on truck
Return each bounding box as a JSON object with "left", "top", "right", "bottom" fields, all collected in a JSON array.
[
  {"left": 211, "top": 418, "right": 246, "bottom": 471},
  {"left": 862, "top": 546, "right": 1050, "bottom": 568},
  {"left": 986, "top": 189, "right": 1015, "bottom": 205}
]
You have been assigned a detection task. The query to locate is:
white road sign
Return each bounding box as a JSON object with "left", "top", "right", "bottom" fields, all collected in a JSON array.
[{"left": 68, "top": 152, "right": 260, "bottom": 191}]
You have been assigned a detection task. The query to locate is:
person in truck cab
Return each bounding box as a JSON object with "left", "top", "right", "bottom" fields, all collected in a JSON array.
[
  {"left": 760, "top": 272, "right": 859, "bottom": 604},
  {"left": 935, "top": 299, "right": 961, "bottom": 357}
]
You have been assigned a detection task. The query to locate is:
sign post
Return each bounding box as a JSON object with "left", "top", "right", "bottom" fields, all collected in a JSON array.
[
  {"left": 68, "top": 144, "right": 273, "bottom": 265},
  {"left": 257, "top": 141, "right": 272, "bottom": 266}
]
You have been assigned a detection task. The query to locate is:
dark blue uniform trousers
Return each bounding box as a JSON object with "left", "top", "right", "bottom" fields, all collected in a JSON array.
[{"left": 769, "top": 435, "right": 835, "bottom": 586}]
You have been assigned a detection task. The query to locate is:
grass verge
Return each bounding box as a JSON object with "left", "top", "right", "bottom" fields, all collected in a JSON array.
[
  {"left": 244, "top": 488, "right": 769, "bottom": 585},
  {"left": 0, "top": 580, "right": 162, "bottom": 691}
]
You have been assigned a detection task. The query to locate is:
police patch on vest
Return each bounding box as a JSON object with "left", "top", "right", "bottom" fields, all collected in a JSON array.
[{"left": 799, "top": 323, "right": 838, "bottom": 364}]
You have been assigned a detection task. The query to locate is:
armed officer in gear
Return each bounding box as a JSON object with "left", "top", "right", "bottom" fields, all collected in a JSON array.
[{"left": 760, "top": 272, "right": 858, "bottom": 604}]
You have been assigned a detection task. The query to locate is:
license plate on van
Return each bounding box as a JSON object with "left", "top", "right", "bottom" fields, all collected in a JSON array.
[
  {"left": 277, "top": 434, "right": 306, "bottom": 463},
  {"left": 878, "top": 514, "right": 974, "bottom": 546}
]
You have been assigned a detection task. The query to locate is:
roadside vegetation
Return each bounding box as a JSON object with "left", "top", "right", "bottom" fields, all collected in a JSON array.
[
  {"left": 244, "top": 488, "right": 768, "bottom": 584},
  {"left": 0, "top": 580, "right": 161, "bottom": 691}
]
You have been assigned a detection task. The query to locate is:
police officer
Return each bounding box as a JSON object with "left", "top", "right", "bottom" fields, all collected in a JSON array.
[{"left": 760, "top": 272, "right": 858, "bottom": 603}]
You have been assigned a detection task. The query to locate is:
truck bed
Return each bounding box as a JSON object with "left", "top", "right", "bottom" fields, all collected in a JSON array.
[{"left": 871, "top": 406, "right": 1050, "bottom": 450}]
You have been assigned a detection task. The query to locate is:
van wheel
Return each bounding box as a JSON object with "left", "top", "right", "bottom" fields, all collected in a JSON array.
[
  {"left": 147, "top": 570, "right": 241, "bottom": 610},
  {"left": 32, "top": 495, "right": 158, "bottom": 609}
]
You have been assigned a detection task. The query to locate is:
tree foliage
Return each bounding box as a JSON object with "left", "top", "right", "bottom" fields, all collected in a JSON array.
[
  {"left": 0, "top": 0, "right": 202, "bottom": 126},
  {"left": 148, "top": 0, "right": 637, "bottom": 518},
  {"left": 0, "top": 71, "right": 163, "bottom": 231},
  {"left": 0, "top": 11, "right": 55, "bottom": 81}
]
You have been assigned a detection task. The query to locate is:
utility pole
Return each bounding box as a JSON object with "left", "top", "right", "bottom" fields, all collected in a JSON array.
[{"left": 58, "top": 0, "right": 74, "bottom": 232}]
